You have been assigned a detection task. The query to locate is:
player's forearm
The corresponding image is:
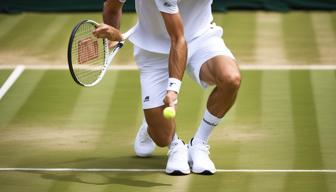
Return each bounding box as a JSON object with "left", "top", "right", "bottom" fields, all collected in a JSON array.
[
  {"left": 169, "top": 38, "right": 187, "bottom": 81},
  {"left": 164, "top": 38, "right": 186, "bottom": 106},
  {"left": 103, "top": 0, "right": 123, "bottom": 29},
  {"left": 160, "top": 12, "right": 187, "bottom": 81}
]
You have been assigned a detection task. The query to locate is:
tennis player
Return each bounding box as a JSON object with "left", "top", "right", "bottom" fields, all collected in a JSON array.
[{"left": 94, "top": 0, "right": 241, "bottom": 175}]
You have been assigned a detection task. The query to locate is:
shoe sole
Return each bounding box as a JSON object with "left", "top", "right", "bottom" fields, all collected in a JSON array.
[
  {"left": 166, "top": 169, "right": 190, "bottom": 176},
  {"left": 195, "top": 170, "right": 215, "bottom": 175},
  {"left": 135, "top": 153, "right": 153, "bottom": 158},
  {"left": 190, "top": 164, "right": 215, "bottom": 175},
  {"left": 189, "top": 161, "right": 215, "bottom": 175}
]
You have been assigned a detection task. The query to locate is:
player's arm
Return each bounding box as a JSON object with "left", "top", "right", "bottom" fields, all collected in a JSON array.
[
  {"left": 161, "top": 12, "right": 187, "bottom": 83},
  {"left": 103, "top": 0, "right": 124, "bottom": 29},
  {"left": 93, "top": 0, "right": 124, "bottom": 41},
  {"left": 161, "top": 12, "right": 187, "bottom": 106},
  {"left": 161, "top": 7, "right": 188, "bottom": 106}
]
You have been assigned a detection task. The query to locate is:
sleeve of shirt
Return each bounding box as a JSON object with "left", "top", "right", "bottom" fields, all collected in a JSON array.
[{"left": 154, "top": 0, "right": 179, "bottom": 14}]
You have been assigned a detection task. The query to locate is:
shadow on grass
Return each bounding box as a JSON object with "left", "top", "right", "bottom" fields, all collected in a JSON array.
[
  {"left": 15, "top": 155, "right": 173, "bottom": 187},
  {"left": 19, "top": 170, "right": 171, "bottom": 187},
  {"left": 55, "top": 155, "right": 167, "bottom": 169},
  {"left": 16, "top": 155, "right": 172, "bottom": 187},
  {"left": 41, "top": 172, "right": 171, "bottom": 187}
]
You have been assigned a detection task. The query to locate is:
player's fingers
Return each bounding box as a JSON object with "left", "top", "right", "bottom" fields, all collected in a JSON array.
[
  {"left": 93, "top": 24, "right": 108, "bottom": 38},
  {"left": 169, "top": 100, "right": 178, "bottom": 108},
  {"left": 163, "top": 96, "right": 172, "bottom": 107},
  {"left": 167, "top": 99, "right": 175, "bottom": 107},
  {"left": 163, "top": 92, "right": 178, "bottom": 108},
  {"left": 92, "top": 28, "right": 103, "bottom": 38},
  {"left": 172, "top": 99, "right": 178, "bottom": 106},
  {"left": 92, "top": 29, "right": 98, "bottom": 37},
  {"left": 108, "top": 41, "right": 119, "bottom": 49},
  {"left": 163, "top": 97, "right": 169, "bottom": 106}
]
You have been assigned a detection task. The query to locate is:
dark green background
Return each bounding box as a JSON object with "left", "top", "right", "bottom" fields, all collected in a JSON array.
[{"left": 0, "top": 0, "right": 336, "bottom": 13}]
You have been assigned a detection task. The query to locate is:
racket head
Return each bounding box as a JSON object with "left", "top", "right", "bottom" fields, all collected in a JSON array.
[{"left": 67, "top": 20, "right": 108, "bottom": 87}]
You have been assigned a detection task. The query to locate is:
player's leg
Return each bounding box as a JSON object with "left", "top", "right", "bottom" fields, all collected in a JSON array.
[
  {"left": 133, "top": 46, "right": 190, "bottom": 175},
  {"left": 187, "top": 25, "right": 240, "bottom": 174},
  {"left": 144, "top": 106, "right": 190, "bottom": 175},
  {"left": 193, "top": 55, "right": 240, "bottom": 145},
  {"left": 200, "top": 55, "right": 241, "bottom": 118},
  {"left": 144, "top": 106, "right": 175, "bottom": 147},
  {"left": 134, "top": 46, "right": 179, "bottom": 148},
  {"left": 189, "top": 56, "right": 240, "bottom": 175}
]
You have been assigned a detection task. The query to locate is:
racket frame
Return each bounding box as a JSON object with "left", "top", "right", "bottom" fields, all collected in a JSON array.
[{"left": 67, "top": 19, "right": 135, "bottom": 87}]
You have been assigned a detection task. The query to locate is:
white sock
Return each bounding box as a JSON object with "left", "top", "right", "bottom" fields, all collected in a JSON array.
[{"left": 193, "top": 109, "right": 221, "bottom": 144}]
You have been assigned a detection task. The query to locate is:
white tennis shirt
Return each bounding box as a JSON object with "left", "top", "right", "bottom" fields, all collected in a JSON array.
[{"left": 123, "top": 0, "right": 214, "bottom": 54}]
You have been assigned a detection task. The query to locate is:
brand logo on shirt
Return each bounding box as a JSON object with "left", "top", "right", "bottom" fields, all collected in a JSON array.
[
  {"left": 164, "top": 1, "right": 172, "bottom": 7},
  {"left": 144, "top": 96, "right": 150, "bottom": 102}
]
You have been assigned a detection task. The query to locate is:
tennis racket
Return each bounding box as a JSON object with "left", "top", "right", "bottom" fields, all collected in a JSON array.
[{"left": 67, "top": 19, "right": 135, "bottom": 87}]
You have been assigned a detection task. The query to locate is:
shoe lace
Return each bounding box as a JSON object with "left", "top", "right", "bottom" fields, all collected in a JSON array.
[
  {"left": 167, "top": 142, "right": 185, "bottom": 156},
  {"left": 194, "top": 143, "right": 211, "bottom": 155},
  {"left": 167, "top": 142, "right": 178, "bottom": 156}
]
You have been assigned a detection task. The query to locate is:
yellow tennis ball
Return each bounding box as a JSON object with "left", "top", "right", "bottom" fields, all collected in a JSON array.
[{"left": 163, "top": 107, "right": 176, "bottom": 119}]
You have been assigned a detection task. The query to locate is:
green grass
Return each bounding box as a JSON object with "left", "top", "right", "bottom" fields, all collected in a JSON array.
[
  {"left": 214, "top": 12, "right": 257, "bottom": 64},
  {"left": 0, "top": 69, "right": 335, "bottom": 192},
  {"left": 0, "top": 10, "right": 335, "bottom": 192},
  {"left": 1, "top": 172, "right": 334, "bottom": 192},
  {"left": 0, "top": 11, "right": 335, "bottom": 65},
  {"left": 282, "top": 12, "right": 320, "bottom": 64},
  {"left": 0, "top": 13, "right": 137, "bottom": 65},
  {"left": 331, "top": 12, "right": 336, "bottom": 33},
  {"left": 0, "top": 70, "right": 12, "bottom": 85}
]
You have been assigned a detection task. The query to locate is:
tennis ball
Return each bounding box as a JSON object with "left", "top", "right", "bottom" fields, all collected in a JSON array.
[{"left": 163, "top": 107, "right": 176, "bottom": 119}]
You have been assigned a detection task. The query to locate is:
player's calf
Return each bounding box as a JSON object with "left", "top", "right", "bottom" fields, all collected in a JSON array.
[
  {"left": 149, "top": 129, "right": 174, "bottom": 147},
  {"left": 144, "top": 107, "right": 176, "bottom": 147}
]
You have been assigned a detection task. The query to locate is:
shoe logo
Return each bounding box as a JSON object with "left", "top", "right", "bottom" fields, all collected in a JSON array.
[
  {"left": 202, "top": 118, "right": 217, "bottom": 126},
  {"left": 164, "top": 1, "right": 172, "bottom": 7},
  {"left": 144, "top": 96, "right": 150, "bottom": 102}
]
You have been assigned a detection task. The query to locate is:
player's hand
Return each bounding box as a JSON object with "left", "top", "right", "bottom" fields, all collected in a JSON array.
[
  {"left": 93, "top": 23, "right": 123, "bottom": 42},
  {"left": 164, "top": 90, "right": 178, "bottom": 108},
  {"left": 107, "top": 40, "right": 119, "bottom": 49}
]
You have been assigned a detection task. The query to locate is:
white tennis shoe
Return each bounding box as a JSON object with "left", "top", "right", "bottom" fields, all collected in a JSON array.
[
  {"left": 134, "top": 120, "right": 156, "bottom": 157},
  {"left": 188, "top": 138, "right": 216, "bottom": 175},
  {"left": 166, "top": 139, "right": 190, "bottom": 175}
]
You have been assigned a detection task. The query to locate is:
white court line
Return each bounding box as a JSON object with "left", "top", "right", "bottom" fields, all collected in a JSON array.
[
  {"left": 240, "top": 64, "right": 336, "bottom": 70},
  {"left": 0, "top": 65, "right": 25, "bottom": 100},
  {"left": 0, "top": 64, "right": 137, "bottom": 70},
  {"left": 0, "top": 168, "right": 335, "bottom": 173},
  {"left": 0, "top": 64, "right": 335, "bottom": 70}
]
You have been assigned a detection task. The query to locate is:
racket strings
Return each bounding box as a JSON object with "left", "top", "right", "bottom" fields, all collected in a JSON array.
[{"left": 71, "top": 22, "right": 106, "bottom": 85}]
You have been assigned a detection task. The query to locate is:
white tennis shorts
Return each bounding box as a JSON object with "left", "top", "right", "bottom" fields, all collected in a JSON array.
[{"left": 134, "top": 25, "right": 235, "bottom": 109}]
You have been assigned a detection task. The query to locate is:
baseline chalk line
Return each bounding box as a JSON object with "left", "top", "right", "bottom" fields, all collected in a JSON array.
[
  {"left": 0, "top": 64, "right": 336, "bottom": 70},
  {"left": 0, "top": 65, "right": 25, "bottom": 100},
  {"left": 0, "top": 168, "right": 335, "bottom": 173}
]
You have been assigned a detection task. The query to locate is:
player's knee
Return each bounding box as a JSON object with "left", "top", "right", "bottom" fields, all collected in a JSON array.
[
  {"left": 217, "top": 72, "right": 241, "bottom": 91},
  {"left": 149, "top": 127, "right": 174, "bottom": 147},
  {"left": 153, "top": 135, "right": 173, "bottom": 147}
]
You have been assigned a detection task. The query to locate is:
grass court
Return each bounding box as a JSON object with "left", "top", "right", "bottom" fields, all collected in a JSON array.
[{"left": 0, "top": 12, "right": 335, "bottom": 192}]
